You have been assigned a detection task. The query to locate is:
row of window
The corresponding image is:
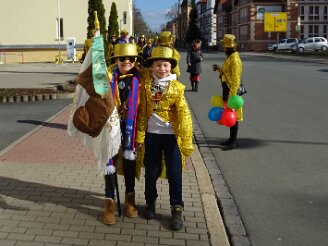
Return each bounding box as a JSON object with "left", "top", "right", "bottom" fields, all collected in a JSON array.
[{"left": 300, "top": 5, "right": 328, "bottom": 20}]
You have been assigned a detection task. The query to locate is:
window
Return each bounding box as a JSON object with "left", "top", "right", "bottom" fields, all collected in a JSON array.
[
  {"left": 324, "top": 25, "right": 327, "bottom": 38},
  {"left": 309, "top": 6, "right": 319, "bottom": 20},
  {"left": 56, "top": 18, "right": 63, "bottom": 40},
  {"left": 308, "top": 25, "right": 319, "bottom": 37},
  {"left": 300, "top": 25, "right": 304, "bottom": 40},
  {"left": 123, "top": 11, "right": 127, "bottom": 24},
  {"left": 240, "top": 25, "right": 247, "bottom": 40},
  {"left": 324, "top": 6, "right": 327, "bottom": 20},
  {"left": 300, "top": 6, "right": 304, "bottom": 20},
  {"left": 240, "top": 8, "right": 247, "bottom": 23}
]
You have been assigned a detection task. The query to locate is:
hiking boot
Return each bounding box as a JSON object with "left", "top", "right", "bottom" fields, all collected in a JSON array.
[
  {"left": 103, "top": 198, "right": 116, "bottom": 225},
  {"left": 144, "top": 202, "right": 156, "bottom": 219},
  {"left": 124, "top": 192, "right": 138, "bottom": 218},
  {"left": 171, "top": 205, "right": 183, "bottom": 231}
]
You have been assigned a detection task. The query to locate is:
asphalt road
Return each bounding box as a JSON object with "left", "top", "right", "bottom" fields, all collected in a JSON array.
[
  {"left": 0, "top": 99, "right": 72, "bottom": 151},
  {"left": 180, "top": 51, "right": 328, "bottom": 246}
]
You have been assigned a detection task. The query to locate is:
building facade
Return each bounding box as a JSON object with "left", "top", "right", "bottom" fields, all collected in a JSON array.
[
  {"left": 197, "top": 0, "right": 217, "bottom": 47},
  {"left": 214, "top": 0, "right": 328, "bottom": 51},
  {"left": 0, "top": 0, "right": 133, "bottom": 62},
  {"left": 177, "top": 0, "right": 193, "bottom": 47}
]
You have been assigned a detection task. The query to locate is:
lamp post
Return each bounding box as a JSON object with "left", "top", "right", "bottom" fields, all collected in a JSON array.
[
  {"left": 178, "top": 0, "right": 181, "bottom": 47},
  {"left": 120, "top": 19, "right": 123, "bottom": 33},
  {"left": 296, "top": 0, "right": 301, "bottom": 40},
  {"left": 56, "top": 0, "right": 61, "bottom": 60}
]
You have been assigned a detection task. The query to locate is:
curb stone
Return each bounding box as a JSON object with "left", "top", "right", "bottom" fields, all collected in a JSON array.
[{"left": 0, "top": 92, "right": 74, "bottom": 103}]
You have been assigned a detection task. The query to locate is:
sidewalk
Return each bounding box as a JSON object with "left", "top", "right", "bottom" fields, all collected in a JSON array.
[{"left": 0, "top": 106, "right": 229, "bottom": 246}]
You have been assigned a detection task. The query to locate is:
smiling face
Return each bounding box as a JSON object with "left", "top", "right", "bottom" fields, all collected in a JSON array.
[
  {"left": 116, "top": 57, "right": 136, "bottom": 74},
  {"left": 150, "top": 60, "right": 172, "bottom": 79}
]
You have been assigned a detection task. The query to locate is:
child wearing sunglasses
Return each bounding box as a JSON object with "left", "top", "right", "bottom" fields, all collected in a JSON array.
[
  {"left": 103, "top": 43, "right": 142, "bottom": 225},
  {"left": 136, "top": 46, "right": 194, "bottom": 231}
]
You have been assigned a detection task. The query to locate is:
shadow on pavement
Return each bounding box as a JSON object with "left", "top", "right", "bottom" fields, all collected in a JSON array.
[
  {"left": 0, "top": 175, "right": 103, "bottom": 220},
  {"left": 17, "top": 120, "right": 67, "bottom": 130}
]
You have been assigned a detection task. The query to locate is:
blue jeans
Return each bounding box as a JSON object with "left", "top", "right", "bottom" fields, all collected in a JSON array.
[{"left": 144, "top": 133, "right": 184, "bottom": 207}]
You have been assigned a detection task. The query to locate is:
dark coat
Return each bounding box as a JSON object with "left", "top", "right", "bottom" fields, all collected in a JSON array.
[{"left": 186, "top": 48, "right": 203, "bottom": 75}]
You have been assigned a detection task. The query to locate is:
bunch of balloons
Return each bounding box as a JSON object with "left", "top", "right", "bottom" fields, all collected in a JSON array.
[{"left": 208, "top": 95, "right": 244, "bottom": 127}]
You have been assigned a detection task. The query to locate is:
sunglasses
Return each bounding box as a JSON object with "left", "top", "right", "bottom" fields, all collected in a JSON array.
[{"left": 118, "top": 56, "right": 137, "bottom": 63}]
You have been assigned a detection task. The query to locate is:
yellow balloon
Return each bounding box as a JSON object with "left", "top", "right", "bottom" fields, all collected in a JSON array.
[{"left": 210, "top": 95, "right": 224, "bottom": 107}]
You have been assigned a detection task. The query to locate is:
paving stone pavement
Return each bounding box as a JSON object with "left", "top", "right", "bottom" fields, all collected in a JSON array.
[{"left": 0, "top": 106, "right": 230, "bottom": 246}]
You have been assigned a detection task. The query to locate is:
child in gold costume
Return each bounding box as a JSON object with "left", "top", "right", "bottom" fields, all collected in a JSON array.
[{"left": 136, "top": 46, "right": 194, "bottom": 231}]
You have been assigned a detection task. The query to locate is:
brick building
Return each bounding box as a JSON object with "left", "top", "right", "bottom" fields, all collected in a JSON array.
[{"left": 214, "top": 0, "right": 328, "bottom": 51}]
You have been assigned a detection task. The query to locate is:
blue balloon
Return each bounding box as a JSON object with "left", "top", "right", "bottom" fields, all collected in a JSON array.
[{"left": 208, "top": 107, "right": 224, "bottom": 121}]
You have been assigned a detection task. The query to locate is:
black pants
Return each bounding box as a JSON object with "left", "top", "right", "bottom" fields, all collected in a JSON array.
[
  {"left": 143, "top": 133, "right": 184, "bottom": 207},
  {"left": 222, "top": 82, "right": 238, "bottom": 142}
]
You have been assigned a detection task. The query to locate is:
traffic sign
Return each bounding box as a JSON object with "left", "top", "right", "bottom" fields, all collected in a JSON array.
[{"left": 264, "top": 12, "right": 287, "bottom": 32}]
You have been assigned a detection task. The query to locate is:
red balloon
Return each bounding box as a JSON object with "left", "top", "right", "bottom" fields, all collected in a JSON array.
[
  {"left": 221, "top": 110, "right": 237, "bottom": 127},
  {"left": 217, "top": 119, "right": 224, "bottom": 125}
]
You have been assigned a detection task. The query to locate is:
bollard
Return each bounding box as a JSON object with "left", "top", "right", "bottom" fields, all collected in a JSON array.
[{"left": 28, "top": 95, "right": 35, "bottom": 101}]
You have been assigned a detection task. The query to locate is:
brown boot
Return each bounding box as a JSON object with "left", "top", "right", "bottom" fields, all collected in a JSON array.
[
  {"left": 103, "top": 198, "right": 116, "bottom": 225},
  {"left": 124, "top": 192, "right": 138, "bottom": 218}
]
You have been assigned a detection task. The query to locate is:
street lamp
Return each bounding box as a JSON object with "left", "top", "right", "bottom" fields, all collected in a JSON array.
[
  {"left": 56, "top": 0, "right": 61, "bottom": 60},
  {"left": 120, "top": 19, "right": 123, "bottom": 33}
]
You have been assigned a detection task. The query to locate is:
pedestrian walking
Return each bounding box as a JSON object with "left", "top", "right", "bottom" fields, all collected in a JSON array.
[
  {"left": 213, "top": 34, "right": 243, "bottom": 150},
  {"left": 136, "top": 45, "right": 194, "bottom": 231},
  {"left": 187, "top": 39, "right": 203, "bottom": 91}
]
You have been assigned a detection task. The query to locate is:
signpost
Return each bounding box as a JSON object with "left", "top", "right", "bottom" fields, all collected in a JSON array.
[
  {"left": 264, "top": 12, "right": 287, "bottom": 52},
  {"left": 264, "top": 12, "right": 287, "bottom": 32}
]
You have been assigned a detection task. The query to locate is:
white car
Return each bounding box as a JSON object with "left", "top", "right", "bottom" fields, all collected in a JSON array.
[
  {"left": 292, "top": 37, "right": 328, "bottom": 53},
  {"left": 267, "top": 38, "right": 298, "bottom": 52}
]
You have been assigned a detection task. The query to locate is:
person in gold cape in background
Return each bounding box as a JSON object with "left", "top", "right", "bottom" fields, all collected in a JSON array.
[
  {"left": 213, "top": 34, "right": 243, "bottom": 150},
  {"left": 157, "top": 31, "right": 181, "bottom": 78},
  {"left": 136, "top": 46, "right": 194, "bottom": 231}
]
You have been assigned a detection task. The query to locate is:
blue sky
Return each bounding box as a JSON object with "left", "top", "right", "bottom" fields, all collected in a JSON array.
[{"left": 134, "top": 0, "right": 178, "bottom": 32}]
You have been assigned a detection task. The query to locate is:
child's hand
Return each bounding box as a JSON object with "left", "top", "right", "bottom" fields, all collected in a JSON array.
[{"left": 136, "top": 143, "right": 143, "bottom": 149}]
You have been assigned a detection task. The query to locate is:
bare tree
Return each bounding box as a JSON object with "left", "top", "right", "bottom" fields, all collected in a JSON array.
[
  {"left": 166, "top": 3, "right": 179, "bottom": 22},
  {"left": 133, "top": 4, "right": 150, "bottom": 36}
]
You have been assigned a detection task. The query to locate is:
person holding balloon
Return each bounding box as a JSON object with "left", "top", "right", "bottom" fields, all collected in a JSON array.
[{"left": 212, "top": 34, "right": 243, "bottom": 150}]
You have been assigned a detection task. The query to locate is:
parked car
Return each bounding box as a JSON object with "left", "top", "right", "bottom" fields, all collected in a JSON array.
[
  {"left": 291, "top": 37, "right": 328, "bottom": 53},
  {"left": 267, "top": 38, "right": 298, "bottom": 52}
]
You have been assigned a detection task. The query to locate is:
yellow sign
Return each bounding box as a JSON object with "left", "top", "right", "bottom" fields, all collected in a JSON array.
[{"left": 264, "top": 12, "right": 287, "bottom": 32}]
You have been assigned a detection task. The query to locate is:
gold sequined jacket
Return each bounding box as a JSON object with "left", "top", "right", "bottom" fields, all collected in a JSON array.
[
  {"left": 136, "top": 69, "right": 194, "bottom": 162},
  {"left": 219, "top": 52, "right": 243, "bottom": 121}
]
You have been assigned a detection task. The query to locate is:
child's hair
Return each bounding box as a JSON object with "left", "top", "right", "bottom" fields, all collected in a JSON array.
[
  {"left": 149, "top": 59, "right": 174, "bottom": 68},
  {"left": 193, "top": 39, "right": 202, "bottom": 44}
]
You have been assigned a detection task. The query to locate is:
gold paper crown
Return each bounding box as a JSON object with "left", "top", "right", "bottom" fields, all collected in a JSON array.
[
  {"left": 220, "top": 34, "right": 238, "bottom": 48},
  {"left": 139, "top": 34, "right": 145, "bottom": 38},
  {"left": 110, "top": 43, "right": 142, "bottom": 62},
  {"left": 147, "top": 38, "right": 154, "bottom": 44},
  {"left": 159, "top": 31, "right": 173, "bottom": 46},
  {"left": 144, "top": 46, "right": 177, "bottom": 68},
  {"left": 120, "top": 28, "right": 129, "bottom": 35}
]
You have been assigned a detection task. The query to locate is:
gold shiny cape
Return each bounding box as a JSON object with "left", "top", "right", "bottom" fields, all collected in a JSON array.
[
  {"left": 135, "top": 68, "right": 194, "bottom": 178},
  {"left": 219, "top": 52, "right": 243, "bottom": 121}
]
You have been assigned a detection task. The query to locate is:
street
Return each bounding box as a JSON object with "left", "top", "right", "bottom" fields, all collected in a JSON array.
[{"left": 180, "top": 51, "right": 328, "bottom": 246}]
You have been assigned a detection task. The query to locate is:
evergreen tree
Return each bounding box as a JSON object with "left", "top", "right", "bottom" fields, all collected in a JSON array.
[
  {"left": 107, "top": 2, "right": 119, "bottom": 42},
  {"left": 185, "top": 0, "right": 201, "bottom": 44},
  {"left": 87, "top": 0, "right": 107, "bottom": 39}
]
